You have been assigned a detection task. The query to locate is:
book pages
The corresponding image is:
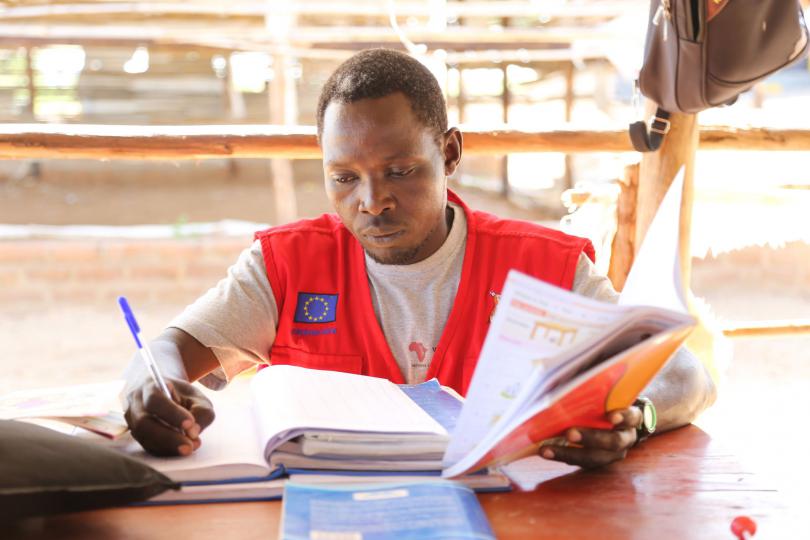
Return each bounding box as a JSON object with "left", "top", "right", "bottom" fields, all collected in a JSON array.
[
  {"left": 250, "top": 365, "right": 448, "bottom": 460},
  {"left": 443, "top": 168, "right": 693, "bottom": 475},
  {"left": 619, "top": 167, "right": 687, "bottom": 311},
  {"left": 443, "top": 271, "right": 629, "bottom": 468}
]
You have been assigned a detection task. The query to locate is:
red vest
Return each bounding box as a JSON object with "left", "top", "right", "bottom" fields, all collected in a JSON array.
[{"left": 255, "top": 191, "right": 594, "bottom": 395}]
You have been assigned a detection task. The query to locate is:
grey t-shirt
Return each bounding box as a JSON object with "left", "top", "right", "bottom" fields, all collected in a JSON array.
[{"left": 170, "top": 203, "right": 618, "bottom": 389}]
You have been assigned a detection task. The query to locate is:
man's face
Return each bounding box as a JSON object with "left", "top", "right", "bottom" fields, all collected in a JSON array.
[{"left": 321, "top": 92, "right": 461, "bottom": 265}]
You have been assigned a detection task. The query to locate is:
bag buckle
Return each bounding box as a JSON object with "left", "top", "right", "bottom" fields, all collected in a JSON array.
[{"left": 649, "top": 116, "right": 671, "bottom": 135}]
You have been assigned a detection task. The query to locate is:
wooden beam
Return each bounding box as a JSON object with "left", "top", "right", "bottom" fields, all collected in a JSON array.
[
  {"left": 0, "top": 1, "right": 639, "bottom": 22},
  {"left": 2, "top": 125, "right": 810, "bottom": 160},
  {"left": 722, "top": 320, "right": 810, "bottom": 338},
  {"left": 444, "top": 48, "right": 605, "bottom": 65},
  {"left": 0, "top": 22, "right": 628, "bottom": 48}
]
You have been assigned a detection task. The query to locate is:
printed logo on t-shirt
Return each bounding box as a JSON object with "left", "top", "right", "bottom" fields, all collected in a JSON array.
[
  {"left": 408, "top": 341, "right": 429, "bottom": 363},
  {"left": 293, "top": 292, "right": 338, "bottom": 323}
]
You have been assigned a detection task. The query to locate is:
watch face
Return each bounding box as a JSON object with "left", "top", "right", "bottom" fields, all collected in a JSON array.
[{"left": 642, "top": 401, "right": 657, "bottom": 432}]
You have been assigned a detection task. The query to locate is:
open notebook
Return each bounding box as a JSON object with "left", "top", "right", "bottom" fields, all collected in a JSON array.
[{"left": 117, "top": 367, "right": 509, "bottom": 503}]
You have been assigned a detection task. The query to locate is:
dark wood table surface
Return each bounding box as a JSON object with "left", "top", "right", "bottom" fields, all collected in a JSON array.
[{"left": 9, "top": 426, "right": 793, "bottom": 539}]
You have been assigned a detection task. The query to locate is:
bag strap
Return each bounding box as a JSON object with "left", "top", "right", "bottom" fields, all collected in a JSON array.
[{"left": 629, "top": 108, "right": 672, "bottom": 152}]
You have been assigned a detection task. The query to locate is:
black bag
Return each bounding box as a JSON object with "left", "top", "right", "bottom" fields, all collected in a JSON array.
[{"left": 630, "top": 0, "right": 809, "bottom": 152}]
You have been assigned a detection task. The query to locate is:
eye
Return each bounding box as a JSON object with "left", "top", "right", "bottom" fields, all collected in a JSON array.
[
  {"left": 388, "top": 166, "right": 416, "bottom": 178},
  {"left": 332, "top": 174, "right": 358, "bottom": 184}
]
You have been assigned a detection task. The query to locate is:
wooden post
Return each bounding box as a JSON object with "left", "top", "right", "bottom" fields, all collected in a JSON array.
[
  {"left": 500, "top": 61, "right": 510, "bottom": 198},
  {"left": 563, "top": 61, "right": 575, "bottom": 190},
  {"left": 25, "top": 47, "right": 36, "bottom": 118},
  {"left": 607, "top": 162, "right": 639, "bottom": 291},
  {"left": 266, "top": 1, "right": 298, "bottom": 225},
  {"left": 635, "top": 107, "right": 699, "bottom": 293},
  {"left": 499, "top": 15, "right": 510, "bottom": 198},
  {"left": 224, "top": 56, "right": 246, "bottom": 120},
  {"left": 457, "top": 68, "right": 466, "bottom": 123}
]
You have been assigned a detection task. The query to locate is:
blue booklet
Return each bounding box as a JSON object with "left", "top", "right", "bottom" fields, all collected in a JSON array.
[{"left": 280, "top": 480, "right": 495, "bottom": 540}]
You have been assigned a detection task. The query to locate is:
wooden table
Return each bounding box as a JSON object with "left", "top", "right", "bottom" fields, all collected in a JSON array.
[{"left": 8, "top": 426, "right": 792, "bottom": 539}]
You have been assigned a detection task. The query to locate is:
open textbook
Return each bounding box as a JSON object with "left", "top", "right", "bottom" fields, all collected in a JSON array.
[
  {"left": 114, "top": 367, "right": 510, "bottom": 503},
  {"left": 442, "top": 169, "right": 693, "bottom": 476}
]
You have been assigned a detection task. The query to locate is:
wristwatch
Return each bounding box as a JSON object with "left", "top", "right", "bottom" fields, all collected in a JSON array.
[{"left": 633, "top": 396, "right": 657, "bottom": 445}]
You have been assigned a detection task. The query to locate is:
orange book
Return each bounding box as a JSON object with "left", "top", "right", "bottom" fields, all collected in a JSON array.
[{"left": 443, "top": 169, "right": 692, "bottom": 477}]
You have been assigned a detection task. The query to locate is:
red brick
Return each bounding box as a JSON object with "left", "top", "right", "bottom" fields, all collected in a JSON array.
[
  {"left": 74, "top": 267, "right": 125, "bottom": 281},
  {"left": 202, "top": 238, "right": 251, "bottom": 258},
  {"left": 149, "top": 286, "right": 207, "bottom": 305},
  {"left": 183, "top": 262, "right": 230, "bottom": 281},
  {"left": 47, "top": 241, "right": 101, "bottom": 263},
  {"left": 128, "top": 265, "right": 182, "bottom": 281},
  {"left": 0, "top": 269, "right": 22, "bottom": 287},
  {"left": 0, "top": 288, "right": 47, "bottom": 305},
  {"left": 0, "top": 242, "right": 51, "bottom": 262},
  {"left": 50, "top": 288, "right": 99, "bottom": 303},
  {"left": 25, "top": 268, "right": 73, "bottom": 282}
]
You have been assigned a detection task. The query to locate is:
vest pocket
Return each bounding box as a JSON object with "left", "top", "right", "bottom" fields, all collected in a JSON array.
[{"left": 269, "top": 346, "right": 363, "bottom": 374}]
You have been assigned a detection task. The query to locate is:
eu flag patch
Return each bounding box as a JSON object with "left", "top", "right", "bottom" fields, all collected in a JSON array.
[{"left": 293, "top": 293, "right": 338, "bottom": 324}]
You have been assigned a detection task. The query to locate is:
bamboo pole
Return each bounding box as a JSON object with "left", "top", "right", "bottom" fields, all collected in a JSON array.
[{"left": 1, "top": 125, "right": 810, "bottom": 160}]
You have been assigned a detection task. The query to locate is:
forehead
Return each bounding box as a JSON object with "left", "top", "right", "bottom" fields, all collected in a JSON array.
[{"left": 321, "top": 93, "right": 435, "bottom": 165}]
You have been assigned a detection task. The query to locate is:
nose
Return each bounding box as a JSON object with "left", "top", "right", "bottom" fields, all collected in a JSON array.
[{"left": 358, "top": 177, "right": 394, "bottom": 216}]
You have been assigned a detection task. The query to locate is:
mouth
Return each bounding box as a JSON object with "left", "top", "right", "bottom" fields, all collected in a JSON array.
[{"left": 362, "top": 229, "right": 405, "bottom": 245}]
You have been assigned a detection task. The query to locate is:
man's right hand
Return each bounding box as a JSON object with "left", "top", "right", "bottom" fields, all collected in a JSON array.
[{"left": 124, "top": 378, "right": 215, "bottom": 456}]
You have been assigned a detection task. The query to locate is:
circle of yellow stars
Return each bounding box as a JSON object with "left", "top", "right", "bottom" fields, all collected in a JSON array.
[{"left": 303, "top": 296, "right": 330, "bottom": 322}]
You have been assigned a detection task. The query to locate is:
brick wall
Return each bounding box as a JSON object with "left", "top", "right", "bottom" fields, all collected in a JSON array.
[{"left": 0, "top": 236, "right": 252, "bottom": 310}]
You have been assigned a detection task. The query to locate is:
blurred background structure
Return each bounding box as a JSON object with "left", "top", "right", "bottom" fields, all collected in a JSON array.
[{"left": 1, "top": 0, "right": 809, "bottom": 514}]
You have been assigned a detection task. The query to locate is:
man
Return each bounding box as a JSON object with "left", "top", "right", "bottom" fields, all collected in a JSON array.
[{"left": 124, "top": 49, "right": 716, "bottom": 469}]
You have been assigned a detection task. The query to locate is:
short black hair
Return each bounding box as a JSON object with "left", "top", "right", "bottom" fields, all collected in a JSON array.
[{"left": 316, "top": 48, "right": 448, "bottom": 140}]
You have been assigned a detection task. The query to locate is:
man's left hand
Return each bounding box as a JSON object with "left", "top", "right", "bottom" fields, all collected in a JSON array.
[{"left": 539, "top": 407, "right": 642, "bottom": 468}]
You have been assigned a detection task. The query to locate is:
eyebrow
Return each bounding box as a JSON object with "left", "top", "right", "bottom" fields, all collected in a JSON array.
[{"left": 324, "top": 153, "right": 418, "bottom": 169}]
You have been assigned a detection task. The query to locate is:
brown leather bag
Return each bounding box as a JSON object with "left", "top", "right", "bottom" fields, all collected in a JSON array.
[{"left": 630, "top": 0, "right": 809, "bottom": 152}]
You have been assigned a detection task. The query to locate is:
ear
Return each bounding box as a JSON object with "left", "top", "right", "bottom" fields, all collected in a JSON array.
[{"left": 442, "top": 128, "right": 463, "bottom": 177}]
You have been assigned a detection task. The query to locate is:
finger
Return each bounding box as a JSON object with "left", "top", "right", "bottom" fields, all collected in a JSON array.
[
  {"left": 540, "top": 444, "right": 627, "bottom": 469},
  {"left": 566, "top": 427, "right": 637, "bottom": 452},
  {"left": 188, "top": 402, "right": 216, "bottom": 432},
  {"left": 128, "top": 403, "right": 195, "bottom": 457},
  {"left": 608, "top": 407, "right": 643, "bottom": 430},
  {"left": 169, "top": 379, "right": 216, "bottom": 433},
  {"left": 140, "top": 383, "right": 195, "bottom": 431}
]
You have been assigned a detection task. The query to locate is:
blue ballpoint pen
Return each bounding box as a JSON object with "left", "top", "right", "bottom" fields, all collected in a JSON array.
[{"left": 118, "top": 296, "right": 173, "bottom": 401}]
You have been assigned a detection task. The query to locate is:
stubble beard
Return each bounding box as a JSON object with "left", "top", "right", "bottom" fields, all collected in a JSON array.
[
  {"left": 365, "top": 224, "right": 436, "bottom": 265},
  {"left": 363, "top": 206, "right": 450, "bottom": 265}
]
